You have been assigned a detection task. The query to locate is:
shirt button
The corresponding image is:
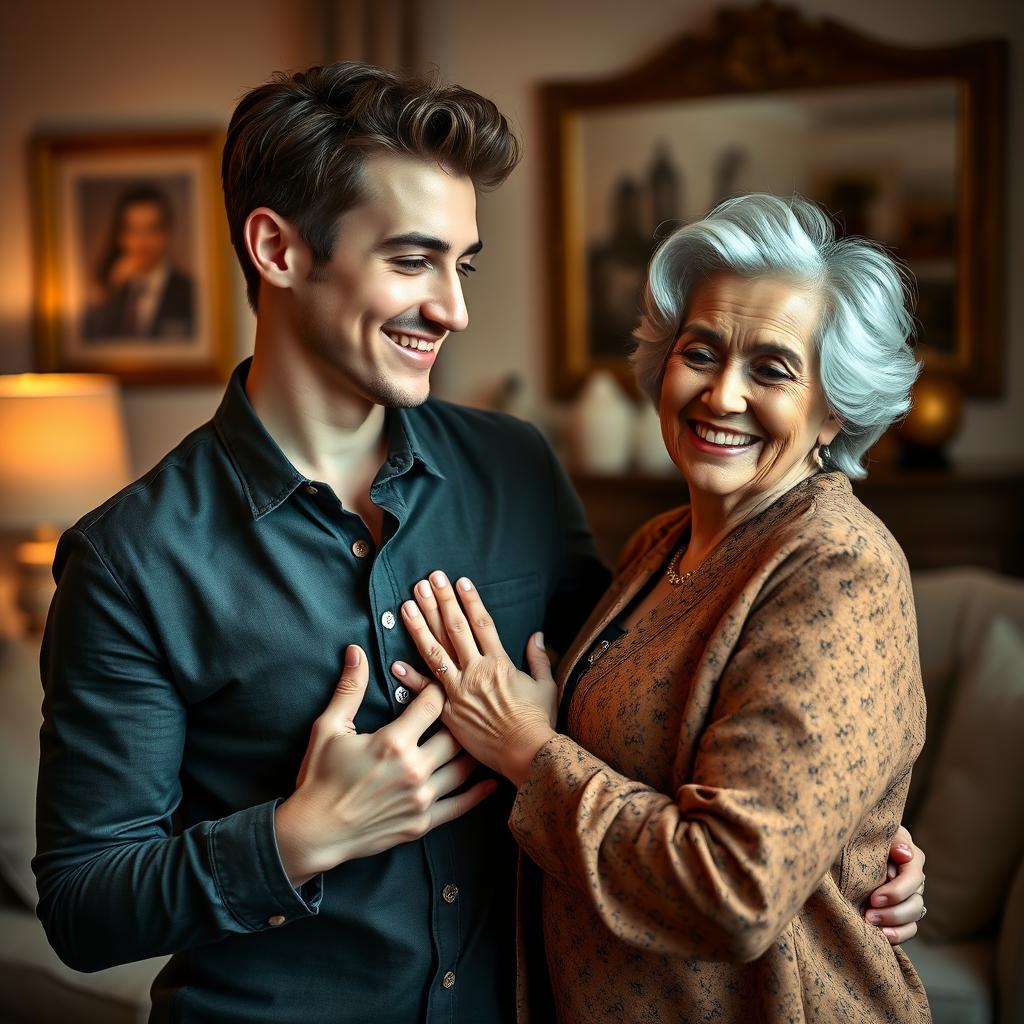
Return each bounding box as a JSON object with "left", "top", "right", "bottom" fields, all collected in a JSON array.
[
  {"left": 304, "top": 484, "right": 318, "bottom": 495},
  {"left": 395, "top": 686, "right": 411, "bottom": 705},
  {"left": 442, "top": 883, "right": 459, "bottom": 904},
  {"left": 442, "top": 970, "right": 456, "bottom": 989},
  {"left": 381, "top": 610, "right": 396, "bottom": 629},
  {"left": 351, "top": 539, "right": 371, "bottom": 558},
  {"left": 267, "top": 914, "right": 286, "bottom": 927}
]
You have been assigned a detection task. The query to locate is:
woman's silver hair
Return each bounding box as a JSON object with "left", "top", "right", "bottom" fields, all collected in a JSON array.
[{"left": 631, "top": 193, "right": 920, "bottom": 478}]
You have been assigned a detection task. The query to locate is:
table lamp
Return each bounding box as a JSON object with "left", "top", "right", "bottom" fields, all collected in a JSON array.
[{"left": 0, "top": 373, "right": 130, "bottom": 632}]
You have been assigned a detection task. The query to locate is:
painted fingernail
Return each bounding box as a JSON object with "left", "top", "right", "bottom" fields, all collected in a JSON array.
[
  {"left": 392, "top": 662, "right": 407, "bottom": 677},
  {"left": 431, "top": 571, "right": 449, "bottom": 588},
  {"left": 874, "top": 895, "right": 888, "bottom": 906},
  {"left": 867, "top": 912, "right": 882, "bottom": 924},
  {"left": 458, "top": 577, "right": 473, "bottom": 592},
  {"left": 345, "top": 645, "right": 360, "bottom": 667},
  {"left": 403, "top": 601, "right": 420, "bottom": 618},
  {"left": 896, "top": 844, "right": 912, "bottom": 854},
  {"left": 416, "top": 580, "right": 432, "bottom": 598},
  {"left": 534, "top": 631, "right": 545, "bottom": 649}
]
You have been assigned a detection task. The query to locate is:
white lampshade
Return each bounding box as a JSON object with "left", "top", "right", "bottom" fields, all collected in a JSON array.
[{"left": 0, "top": 373, "right": 131, "bottom": 529}]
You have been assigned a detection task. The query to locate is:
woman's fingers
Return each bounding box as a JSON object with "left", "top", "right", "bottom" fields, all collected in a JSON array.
[
  {"left": 448, "top": 576, "right": 507, "bottom": 658},
  {"left": 401, "top": 599, "right": 463, "bottom": 685},
  {"left": 525, "top": 631, "right": 554, "bottom": 684},
  {"left": 421, "top": 572, "right": 482, "bottom": 665},
  {"left": 392, "top": 660, "right": 433, "bottom": 694},
  {"left": 412, "top": 579, "right": 458, "bottom": 664}
]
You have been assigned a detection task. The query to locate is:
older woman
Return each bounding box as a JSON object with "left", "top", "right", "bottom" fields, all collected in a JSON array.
[{"left": 393, "top": 194, "right": 930, "bottom": 1022}]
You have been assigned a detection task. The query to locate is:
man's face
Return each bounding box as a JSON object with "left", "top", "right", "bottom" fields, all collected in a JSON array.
[
  {"left": 288, "top": 153, "right": 480, "bottom": 408},
  {"left": 118, "top": 201, "right": 171, "bottom": 273}
]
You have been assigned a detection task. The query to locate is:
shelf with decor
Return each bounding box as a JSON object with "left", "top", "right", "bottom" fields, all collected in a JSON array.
[{"left": 570, "top": 463, "right": 1024, "bottom": 576}]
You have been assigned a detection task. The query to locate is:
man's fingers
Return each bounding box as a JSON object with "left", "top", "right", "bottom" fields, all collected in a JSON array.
[
  {"left": 428, "top": 752, "right": 479, "bottom": 799},
  {"left": 321, "top": 645, "right": 369, "bottom": 732},
  {"left": 873, "top": 866, "right": 926, "bottom": 907},
  {"left": 881, "top": 922, "right": 918, "bottom": 946},
  {"left": 867, "top": 892, "right": 923, "bottom": 929},
  {"left": 387, "top": 679, "right": 448, "bottom": 743},
  {"left": 419, "top": 726, "right": 461, "bottom": 770},
  {"left": 429, "top": 777, "right": 498, "bottom": 830},
  {"left": 451, "top": 576, "right": 507, "bottom": 658}
]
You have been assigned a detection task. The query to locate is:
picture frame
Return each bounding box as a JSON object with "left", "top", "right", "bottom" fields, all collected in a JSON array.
[
  {"left": 31, "top": 129, "right": 234, "bottom": 385},
  {"left": 540, "top": 3, "right": 1007, "bottom": 398}
]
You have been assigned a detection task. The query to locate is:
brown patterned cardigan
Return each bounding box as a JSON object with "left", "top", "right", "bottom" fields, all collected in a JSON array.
[{"left": 510, "top": 472, "right": 930, "bottom": 1023}]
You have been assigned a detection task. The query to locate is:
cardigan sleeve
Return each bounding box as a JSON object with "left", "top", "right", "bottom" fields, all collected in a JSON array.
[{"left": 509, "top": 539, "right": 922, "bottom": 963}]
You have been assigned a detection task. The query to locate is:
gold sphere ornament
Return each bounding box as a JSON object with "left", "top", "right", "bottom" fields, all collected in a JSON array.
[{"left": 897, "top": 375, "right": 963, "bottom": 447}]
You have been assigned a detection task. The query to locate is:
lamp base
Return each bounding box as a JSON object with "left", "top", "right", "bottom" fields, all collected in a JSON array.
[{"left": 15, "top": 533, "right": 58, "bottom": 634}]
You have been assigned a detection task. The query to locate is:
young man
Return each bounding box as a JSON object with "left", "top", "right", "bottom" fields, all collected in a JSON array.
[{"left": 35, "top": 64, "right": 924, "bottom": 1024}]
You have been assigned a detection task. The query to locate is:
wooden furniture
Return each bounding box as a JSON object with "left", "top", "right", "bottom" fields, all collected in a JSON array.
[{"left": 571, "top": 465, "right": 1024, "bottom": 576}]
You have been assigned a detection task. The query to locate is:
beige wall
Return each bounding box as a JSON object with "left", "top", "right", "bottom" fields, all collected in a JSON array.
[
  {"left": 1, "top": 0, "right": 1019, "bottom": 474},
  {"left": 421, "top": 0, "right": 1023, "bottom": 462}
]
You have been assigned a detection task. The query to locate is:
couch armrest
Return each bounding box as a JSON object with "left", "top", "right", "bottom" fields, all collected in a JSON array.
[{"left": 998, "top": 853, "right": 1024, "bottom": 1024}]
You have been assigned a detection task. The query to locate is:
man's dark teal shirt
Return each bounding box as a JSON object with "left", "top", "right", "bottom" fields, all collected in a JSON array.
[{"left": 35, "top": 359, "right": 610, "bottom": 1023}]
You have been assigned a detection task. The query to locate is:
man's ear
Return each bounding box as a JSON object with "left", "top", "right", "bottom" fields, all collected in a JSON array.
[{"left": 243, "top": 208, "right": 308, "bottom": 293}]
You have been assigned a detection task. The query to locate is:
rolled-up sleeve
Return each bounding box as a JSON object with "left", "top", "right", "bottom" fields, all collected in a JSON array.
[
  {"left": 510, "top": 543, "right": 920, "bottom": 963},
  {"left": 34, "top": 528, "right": 320, "bottom": 973}
]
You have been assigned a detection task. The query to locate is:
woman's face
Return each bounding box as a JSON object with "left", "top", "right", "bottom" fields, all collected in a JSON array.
[{"left": 658, "top": 271, "right": 840, "bottom": 509}]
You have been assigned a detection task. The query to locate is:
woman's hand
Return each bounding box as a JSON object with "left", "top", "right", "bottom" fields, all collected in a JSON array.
[
  {"left": 393, "top": 571, "right": 557, "bottom": 786},
  {"left": 866, "top": 824, "right": 927, "bottom": 945}
]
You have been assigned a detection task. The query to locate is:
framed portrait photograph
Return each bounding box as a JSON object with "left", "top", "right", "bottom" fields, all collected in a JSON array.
[{"left": 32, "top": 130, "right": 233, "bottom": 384}]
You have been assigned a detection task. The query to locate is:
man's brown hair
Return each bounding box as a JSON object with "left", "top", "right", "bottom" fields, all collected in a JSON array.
[{"left": 222, "top": 62, "right": 521, "bottom": 310}]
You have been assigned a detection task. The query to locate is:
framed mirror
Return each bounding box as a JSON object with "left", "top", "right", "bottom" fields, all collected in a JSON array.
[{"left": 541, "top": 2, "right": 1007, "bottom": 398}]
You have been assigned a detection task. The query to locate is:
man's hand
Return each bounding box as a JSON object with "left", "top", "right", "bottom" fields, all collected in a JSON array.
[
  {"left": 866, "top": 824, "right": 927, "bottom": 944},
  {"left": 274, "top": 645, "right": 496, "bottom": 888}
]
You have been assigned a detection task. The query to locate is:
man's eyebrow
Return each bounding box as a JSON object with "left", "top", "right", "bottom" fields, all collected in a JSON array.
[
  {"left": 678, "top": 324, "right": 805, "bottom": 372},
  {"left": 377, "top": 233, "right": 483, "bottom": 258}
]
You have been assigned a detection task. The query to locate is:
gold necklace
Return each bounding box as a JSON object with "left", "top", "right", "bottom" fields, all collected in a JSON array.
[{"left": 665, "top": 543, "right": 693, "bottom": 586}]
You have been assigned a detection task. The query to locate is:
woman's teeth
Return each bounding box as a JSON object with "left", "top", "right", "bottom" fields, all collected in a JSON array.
[
  {"left": 694, "top": 422, "right": 757, "bottom": 447},
  {"left": 387, "top": 332, "right": 436, "bottom": 352}
]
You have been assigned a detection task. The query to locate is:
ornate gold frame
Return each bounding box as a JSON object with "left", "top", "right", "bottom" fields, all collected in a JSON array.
[
  {"left": 31, "top": 129, "right": 234, "bottom": 385},
  {"left": 541, "top": 2, "right": 1008, "bottom": 397}
]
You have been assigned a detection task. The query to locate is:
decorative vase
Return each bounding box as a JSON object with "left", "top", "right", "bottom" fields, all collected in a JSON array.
[
  {"left": 633, "top": 401, "right": 676, "bottom": 475},
  {"left": 568, "top": 371, "right": 635, "bottom": 475},
  {"left": 895, "top": 374, "right": 963, "bottom": 468}
]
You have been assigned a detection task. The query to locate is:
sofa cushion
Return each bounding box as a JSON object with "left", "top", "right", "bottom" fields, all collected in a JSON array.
[
  {"left": 0, "top": 634, "right": 45, "bottom": 907},
  {"left": 904, "top": 936, "right": 995, "bottom": 1024},
  {"left": 0, "top": 907, "right": 166, "bottom": 1023},
  {"left": 913, "top": 614, "right": 1024, "bottom": 941}
]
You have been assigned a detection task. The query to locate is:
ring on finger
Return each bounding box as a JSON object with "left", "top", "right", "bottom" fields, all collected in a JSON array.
[
  {"left": 436, "top": 662, "right": 450, "bottom": 676},
  {"left": 919, "top": 905, "right": 928, "bottom": 921}
]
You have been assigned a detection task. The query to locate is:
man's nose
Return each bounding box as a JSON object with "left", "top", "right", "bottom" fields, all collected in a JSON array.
[{"left": 422, "top": 271, "right": 469, "bottom": 333}]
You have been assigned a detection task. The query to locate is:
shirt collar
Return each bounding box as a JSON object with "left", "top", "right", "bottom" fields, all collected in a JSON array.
[{"left": 214, "top": 359, "right": 444, "bottom": 521}]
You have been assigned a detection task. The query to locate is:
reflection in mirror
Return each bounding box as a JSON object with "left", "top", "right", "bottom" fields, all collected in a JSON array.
[{"left": 580, "top": 81, "right": 958, "bottom": 364}]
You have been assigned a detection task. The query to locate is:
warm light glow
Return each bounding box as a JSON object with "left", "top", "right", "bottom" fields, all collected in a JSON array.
[
  {"left": 0, "top": 373, "right": 120, "bottom": 398},
  {"left": 0, "top": 372, "right": 131, "bottom": 528}
]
